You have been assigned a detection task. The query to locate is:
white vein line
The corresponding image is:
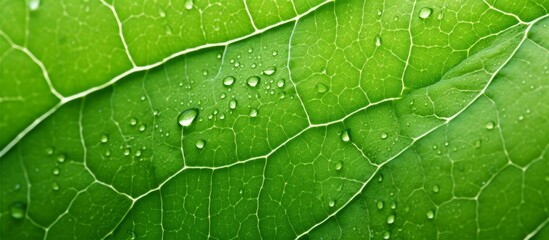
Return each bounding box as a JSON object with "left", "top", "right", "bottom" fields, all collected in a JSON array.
[
  {"left": 525, "top": 217, "right": 549, "bottom": 240},
  {"left": 287, "top": 20, "right": 312, "bottom": 125},
  {"left": 295, "top": 14, "right": 547, "bottom": 239},
  {"left": 399, "top": 0, "right": 417, "bottom": 95},
  {"left": 0, "top": 0, "right": 335, "bottom": 158},
  {"left": 0, "top": 30, "right": 64, "bottom": 99},
  {"left": 243, "top": 0, "right": 259, "bottom": 31},
  {"left": 99, "top": 0, "right": 136, "bottom": 67}
]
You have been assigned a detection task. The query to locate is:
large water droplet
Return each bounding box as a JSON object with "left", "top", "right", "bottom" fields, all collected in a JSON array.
[
  {"left": 249, "top": 108, "right": 258, "bottom": 118},
  {"left": 139, "top": 124, "right": 146, "bottom": 132},
  {"left": 277, "top": 79, "right": 285, "bottom": 88},
  {"left": 340, "top": 129, "right": 351, "bottom": 142},
  {"left": 9, "top": 202, "right": 26, "bottom": 219},
  {"left": 129, "top": 118, "right": 138, "bottom": 126},
  {"left": 375, "top": 35, "right": 382, "bottom": 47},
  {"left": 229, "top": 99, "right": 238, "bottom": 109},
  {"left": 247, "top": 76, "right": 260, "bottom": 87},
  {"left": 223, "top": 76, "right": 235, "bottom": 86},
  {"left": 316, "top": 83, "right": 329, "bottom": 93},
  {"left": 178, "top": 108, "right": 199, "bottom": 127},
  {"left": 196, "top": 139, "right": 206, "bottom": 149},
  {"left": 263, "top": 67, "right": 276, "bottom": 75},
  {"left": 386, "top": 214, "right": 395, "bottom": 224},
  {"left": 426, "top": 210, "right": 435, "bottom": 219},
  {"left": 381, "top": 132, "right": 388, "bottom": 139},
  {"left": 419, "top": 7, "right": 433, "bottom": 19},
  {"left": 100, "top": 134, "right": 109, "bottom": 143},
  {"left": 184, "top": 0, "right": 193, "bottom": 10},
  {"left": 28, "top": 0, "right": 40, "bottom": 11}
]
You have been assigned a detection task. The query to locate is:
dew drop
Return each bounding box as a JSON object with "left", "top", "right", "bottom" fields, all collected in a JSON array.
[
  {"left": 247, "top": 76, "right": 260, "bottom": 87},
  {"left": 52, "top": 182, "right": 60, "bottom": 191},
  {"left": 329, "top": 200, "right": 335, "bottom": 207},
  {"left": 9, "top": 202, "right": 26, "bottom": 219},
  {"left": 386, "top": 214, "right": 395, "bottom": 224},
  {"left": 263, "top": 67, "right": 276, "bottom": 75},
  {"left": 277, "top": 79, "right": 285, "bottom": 88},
  {"left": 340, "top": 129, "right": 351, "bottom": 142},
  {"left": 229, "top": 99, "right": 238, "bottom": 110},
  {"left": 28, "top": 0, "right": 40, "bottom": 11},
  {"left": 223, "top": 76, "right": 236, "bottom": 86},
  {"left": 164, "top": 25, "right": 173, "bottom": 35},
  {"left": 178, "top": 108, "right": 199, "bottom": 127},
  {"left": 135, "top": 150, "right": 142, "bottom": 157},
  {"left": 158, "top": 8, "right": 166, "bottom": 17},
  {"left": 378, "top": 174, "right": 383, "bottom": 182},
  {"left": 123, "top": 148, "right": 131, "bottom": 156},
  {"left": 335, "top": 161, "right": 343, "bottom": 171},
  {"left": 196, "top": 139, "right": 206, "bottom": 149},
  {"left": 426, "top": 210, "right": 435, "bottom": 219},
  {"left": 432, "top": 184, "right": 440, "bottom": 193},
  {"left": 390, "top": 201, "right": 397, "bottom": 210},
  {"left": 184, "top": 0, "right": 193, "bottom": 10},
  {"left": 316, "top": 83, "right": 329, "bottom": 93},
  {"left": 419, "top": 7, "right": 433, "bottom": 19},
  {"left": 249, "top": 108, "right": 258, "bottom": 118},
  {"left": 383, "top": 231, "right": 391, "bottom": 239},
  {"left": 139, "top": 124, "right": 146, "bottom": 132},
  {"left": 485, "top": 121, "right": 495, "bottom": 130},
  {"left": 52, "top": 168, "right": 60, "bottom": 176},
  {"left": 57, "top": 154, "right": 66, "bottom": 163},
  {"left": 381, "top": 132, "right": 388, "bottom": 139},
  {"left": 100, "top": 134, "right": 109, "bottom": 143},
  {"left": 129, "top": 118, "right": 138, "bottom": 126},
  {"left": 375, "top": 35, "right": 382, "bottom": 47},
  {"left": 377, "top": 200, "right": 384, "bottom": 209},
  {"left": 46, "top": 147, "right": 54, "bottom": 155},
  {"left": 105, "top": 149, "right": 111, "bottom": 157}
]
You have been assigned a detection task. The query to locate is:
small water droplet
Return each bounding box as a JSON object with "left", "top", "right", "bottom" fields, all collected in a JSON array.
[
  {"left": 485, "top": 121, "right": 495, "bottom": 130},
  {"left": 375, "top": 35, "right": 382, "bottom": 47},
  {"left": 378, "top": 174, "right": 383, "bottom": 182},
  {"left": 223, "top": 76, "right": 236, "bottom": 86},
  {"left": 184, "top": 0, "right": 193, "bottom": 10},
  {"left": 100, "top": 134, "right": 109, "bottom": 143},
  {"left": 158, "top": 8, "right": 166, "bottom": 17},
  {"left": 178, "top": 108, "right": 199, "bottom": 127},
  {"left": 335, "top": 161, "right": 343, "bottom": 171},
  {"left": 196, "top": 139, "right": 206, "bottom": 149},
  {"left": 474, "top": 139, "right": 482, "bottom": 148},
  {"left": 164, "top": 25, "right": 173, "bottom": 35},
  {"left": 381, "top": 132, "right": 388, "bottom": 139},
  {"left": 249, "top": 108, "right": 258, "bottom": 118},
  {"left": 390, "top": 201, "right": 397, "bottom": 209},
  {"left": 139, "top": 124, "right": 146, "bottom": 132},
  {"left": 272, "top": 51, "right": 278, "bottom": 56},
  {"left": 10, "top": 202, "right": 26, "bottom": 219},
  {"left": 377, "top": 201, "right": 384, "bottom": 209},
  {"left": 105, "top": 150, "right": 111, "bottom": 157},
  {"left": 340, "top": 129, "right": 351, "bottom": 142},
  {"left": 263, "top": 67, "right": 276, "bottom": 75},
  {"left": 426, "top": 210, "right": 435, "bottom": 219},
  {"left": 419, "top": 7, "right": 433, "bottom": 19},
  {"left": 202, "top": 70, "right": 209, "bottom": 76},
  {"left": 28, "top": 0, "right": 40, "bottom": 11},
  {"left": 229, "top": 99, "right": 238, "bottom": 109},
  {"left": 52, "top": 182, "right": 60, "bottom": 191},
  {"left": 316, "top": 83, "right": 328, "bottom": 93},
  {"left": 135, "top": 150, "right": 142, "bottom": 157},
  {"left": 386, "top": 214, "right": 395, "bottom": 224},
  {"left": 219, "top": 113, "right": 226, "bottom": 120},
  {"left": 57, "top": 154, "right": 66, "bottom": 163},
  {"left": 53, "top": 168, "right": 60, "bottom": 176},
  {"left": 383, "top": 231, "right": 391, "bottom": 239},
  {"left": 329, "top": 200, "right": 335, "bottom": 207},
  {"left": 377, "top": 9, "right": 382, "bottom": 16},
  {"left": 123, "top": 148, "right": 131, "bottom": 156},
  {"left": 46, "top": 147, "right": 54, "bottom": 155},
  {"left": 129, "top": 118, "right": 137, "bottom": 126},
  {"left": 277, "top": 79, "right": 285, "bottom": 88},
  {"left": 432, "top": 184, "right": 440, "bottom": 193},
  {"left": 247, "top": 76, "right": 260, "bottom": 87}
]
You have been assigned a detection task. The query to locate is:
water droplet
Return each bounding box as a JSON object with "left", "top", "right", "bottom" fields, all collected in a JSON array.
[
  {"left": 135, "top": 150, "right": 142, "bottom": 157},
  {"left": 46, "top": 147, "right": 54, "bottom": 155},
  {"left": 263, "top": 67, "right": 276, "bottom": 75},
  {"left": 202, "top": 70, "right": 209, "bottom": 76},
  {"left": 390, "top": 201, "right": 397, "bottom": 209},
  {"left": 419, "top": 7, "right": 433, "bottom": 19},
  {"left": 139, "top": 124, "right": 146, "bottom": 132},
  {"left": 277, "top": 79, "right": 285, "bottom": 88},
  {"left": 377, "top": 200, "right": 384, "bottom": 209},
  {"left": 178, "top": 108, "right": 199, "bottom": 127},
  {"left": 223, "top": 76, "right": 236, "bottom": 86},
  {"left": 432, "top": 184, "right": 440, "bottom": 193},
  {"left": 383, "top": 231, "right": 391, "bottom": 239},
  {"left": 158, "top": 8, "right": 166, "bottom": 17},
  {"left": 10, "top": 202, "right": 26, "bottom": 219},
  {"left": 272, "top": 51, "right": 278, "bottom": 56},
  {"left": 247, "top": 76, "right": 260, "bottom": 87},
  {"left": 100, "top": 134, "right": 109, "bottom": 143},
  {"left": 335, "top": 161, "right": 343, "bottom": 171},
  {"left": 123, "top": 148, "right": 131, "bottom": 156},
  {"left": 249, "top": 108, "right": 258, "bottom": 118},
  {"left": 329, "top": 200, "right": 335, "bottom": 207},
  {"left": 184, "top": 0, "right": 193, "bottom": 10},
  {"left": 229, "top": 99, "right": 238, "bottom": 109},
  {"left": 340, "top": 129, "right": 351, "bottom": 142},
  {"left": 316, "top": 83, "right": 329, "bottom": 93},
  {"left": 52, "top": 182, "right": 60, "bottom": 191},
  {"left": 375, "top": 35, "right": 382, "bottom": 47},
  {"left": 28, "top": 0, "right": 40, "bottom": 11},
  {"left": 164, "top": 25, "right": 173, "bottom": 35},
  {"left": 105, "top": 150, "right": 111, "bottom": 157},
  {"left": 485, "top": 121, "right": 495, "bottom": 130},
  {"left": 57, "top": 154, "right": 66, "bottom": 163},
  {"left": 474, "top": 139, "right": 482, "bottom": 148},
  {"left": 130, "top": 118, "right": 137, "bottom": 126},
  {"left": 216, "top": 53, "right": 222, "bottom": 59},
  {"left": 426, "top": 210, "right": 435, "bottom": 219},
  {"left": 377, "top": 9, "right": 382, "bottom": 16},
  {"left": 52, "top": 168, "right": 60, "bottom": 176},
  {"left": 381, "top": 132, "right": 388, "bottom": 139},
  {"left": 219, "top": 113, "right": 226, "bottom": 120},
  {"left": 196, "top": 139, "right": 206, "bottom": 149},
  {"left": 386, "top": 214, "right": 395, "bottom": 224}
]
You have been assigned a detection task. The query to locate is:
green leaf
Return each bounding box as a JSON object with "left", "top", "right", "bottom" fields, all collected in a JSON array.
[{"left": 1, "top": 0, "right": 548, "bottom": 239}]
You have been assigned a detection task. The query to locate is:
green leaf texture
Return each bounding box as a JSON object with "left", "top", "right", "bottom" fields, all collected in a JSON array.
[{"left": 1, "top": 0, "right": 548, "bottom": 239}]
